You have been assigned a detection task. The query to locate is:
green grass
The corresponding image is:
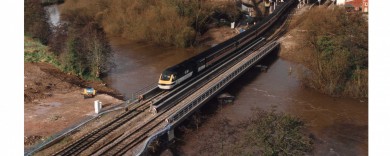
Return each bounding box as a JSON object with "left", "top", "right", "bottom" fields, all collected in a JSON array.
[
  {"left": 24, "top": 36, "right": 105, "bottom": 81},
  {"left": 24, "top": 36, "right": 61, "bottom": 67}
]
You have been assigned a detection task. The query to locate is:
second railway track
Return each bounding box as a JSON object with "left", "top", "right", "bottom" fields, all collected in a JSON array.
[{"left": 53, "top": 90, "right": 168, "bottom": 155}]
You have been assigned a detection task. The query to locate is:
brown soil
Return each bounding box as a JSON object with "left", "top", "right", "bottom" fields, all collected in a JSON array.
[
  {"left": 196, "top": 26, "right": 245, "bottom": 47},
  {"left": 24, "top": 62, "right": 124, "bottom": 148},
  {"left": 278, "top": 6, "right": 310, "bottom": 61}
]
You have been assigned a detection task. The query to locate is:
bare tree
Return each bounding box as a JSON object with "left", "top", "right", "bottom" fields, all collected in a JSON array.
[{"left": 82, "top": 22, "right": 112, "bottom": 78}]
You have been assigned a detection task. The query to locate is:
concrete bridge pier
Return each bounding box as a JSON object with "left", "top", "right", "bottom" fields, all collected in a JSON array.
[{"left": 168, "top": 129, "right": 175, "bottom": 141}]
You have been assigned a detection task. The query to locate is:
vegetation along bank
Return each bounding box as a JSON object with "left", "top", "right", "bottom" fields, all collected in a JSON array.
[{"left": 281, "top": 7, "right": 368, "bottom": 98}]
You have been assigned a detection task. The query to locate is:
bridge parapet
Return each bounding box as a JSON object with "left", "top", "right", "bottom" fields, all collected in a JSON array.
[{"left": 167, "top": 41, "right": 280, "bottom": 127}]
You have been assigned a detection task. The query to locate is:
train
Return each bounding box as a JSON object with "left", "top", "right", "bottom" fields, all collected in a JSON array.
[{"left": 158, "top": 0, "right": 294, "bottom": 90}]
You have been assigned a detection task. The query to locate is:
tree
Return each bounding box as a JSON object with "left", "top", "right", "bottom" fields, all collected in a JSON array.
[
  {"left": 82, "top": 22, "right": 112, "bottom": 78},
  {"left": 297, "top": 7, "right": 368, "bottom": 97},
  {"left": 24, "top": 0, "right": 52, "bottom": 44},
  {"left": 53, "top": 8, "right": 113, "bottom": 79}
]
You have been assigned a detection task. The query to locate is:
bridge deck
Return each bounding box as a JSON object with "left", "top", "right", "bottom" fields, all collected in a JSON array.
[{"left": 168, "top": 41, "right": 280, "bottom": 127}]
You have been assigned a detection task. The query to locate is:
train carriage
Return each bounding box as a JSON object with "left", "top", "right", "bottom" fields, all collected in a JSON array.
[{"left": 158, "top": 0, "right": 294, "bottom": 90}]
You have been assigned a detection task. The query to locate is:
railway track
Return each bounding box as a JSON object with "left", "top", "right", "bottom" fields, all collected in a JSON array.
[
  {"left": 92, "top": 107, "right": 169, "bottom": 155},
  {"left": 53, "top": 90, "right": 167, "bottom": 156}
]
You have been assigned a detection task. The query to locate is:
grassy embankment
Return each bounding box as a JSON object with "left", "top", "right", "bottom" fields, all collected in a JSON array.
[
  {"left": 24, "top": 36, "right": 60, "bottom": 67},
  {"left": 60, "top": 0, "right": 240, "bottom": 47},
  {"left": 284, "top": 7, "right": 368, "bottom": 98}
]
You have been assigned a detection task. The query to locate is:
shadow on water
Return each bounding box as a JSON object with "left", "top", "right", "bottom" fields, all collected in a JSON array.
[{"left": 225, "top": 47, "right": 280, "bottom": 96}]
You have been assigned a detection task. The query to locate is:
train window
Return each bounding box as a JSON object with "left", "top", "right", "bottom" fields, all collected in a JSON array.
[
  {"left": 161, "top": 74, "right": 170, "bottom": 80},
  {"left": 161, "top": 70, "right": 173, "bottom": 80}
]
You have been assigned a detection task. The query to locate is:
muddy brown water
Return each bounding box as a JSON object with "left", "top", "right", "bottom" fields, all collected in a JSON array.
[
  {"left": 105, "top": 41, "right": 367, "bottom": 155},
  {"left": 103, "top": 37, "right": 206, "bottom": 99}
]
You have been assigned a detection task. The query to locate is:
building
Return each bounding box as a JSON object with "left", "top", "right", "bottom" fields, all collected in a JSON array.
[{"left": 336, "top": 0, "right": 368, "bottom": 12}]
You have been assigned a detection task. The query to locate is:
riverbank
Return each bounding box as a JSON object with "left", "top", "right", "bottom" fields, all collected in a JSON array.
[
  {"left": 279, "top": 5, "right": 368, "bottom": 98},
  {"left": 24, "top": 37, "right": 124, "bottom": 148}
]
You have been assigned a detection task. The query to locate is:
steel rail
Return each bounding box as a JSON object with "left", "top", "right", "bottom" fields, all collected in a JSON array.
[{"left": 52, "top": 90, "right": 167, "bottom": 155}]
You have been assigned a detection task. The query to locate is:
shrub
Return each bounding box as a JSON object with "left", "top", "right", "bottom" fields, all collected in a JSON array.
[
  {"left": 242, "top": 110, "right": 313, "bottom": 155},
  {"left": 191, "top": 109, "right": 313, "bottom": 155},
  {"left": 53, "top": 8, "right": 113, "bottom": 79},
  {"left": 294, "top": 7, "right": 368, "bottom": 98},
  {"left": 60, "top": 0, "right": 240, "bottom": 47}
]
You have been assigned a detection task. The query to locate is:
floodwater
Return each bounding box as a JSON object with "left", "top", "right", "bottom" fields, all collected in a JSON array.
[
  {"left": 103, "top": 37, "right": 206, "bottom": 99},
  {"left": 106, "top": 40, "right": 367, "bottom": 155},
  {"left": 45, "top": 5, "right": 60, "bottom": 27}
]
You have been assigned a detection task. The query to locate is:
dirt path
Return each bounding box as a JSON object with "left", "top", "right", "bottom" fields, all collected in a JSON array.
[{"left": 24, "top": 62, "right": 123, "bottom": 147}]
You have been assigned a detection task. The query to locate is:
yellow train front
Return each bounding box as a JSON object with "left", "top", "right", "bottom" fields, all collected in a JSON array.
[
  {"left": 158, "top": 63, "right": 195, "bottom": 90},
  {"left": 158, "top": 70, "right": 176, "bottom": 90}
]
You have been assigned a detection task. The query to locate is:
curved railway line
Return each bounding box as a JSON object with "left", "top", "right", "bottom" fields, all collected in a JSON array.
[
  {"left": 52, "top": 90, "right": 167, "bottom": 155},
  {"left": 37, "top": 1, "right": 297, "bottom": 155}
]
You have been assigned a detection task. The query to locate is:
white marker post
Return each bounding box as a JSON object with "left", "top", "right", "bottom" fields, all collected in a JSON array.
[{"left": 94, "top": 100, "right": 101, "bottom": 114}]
